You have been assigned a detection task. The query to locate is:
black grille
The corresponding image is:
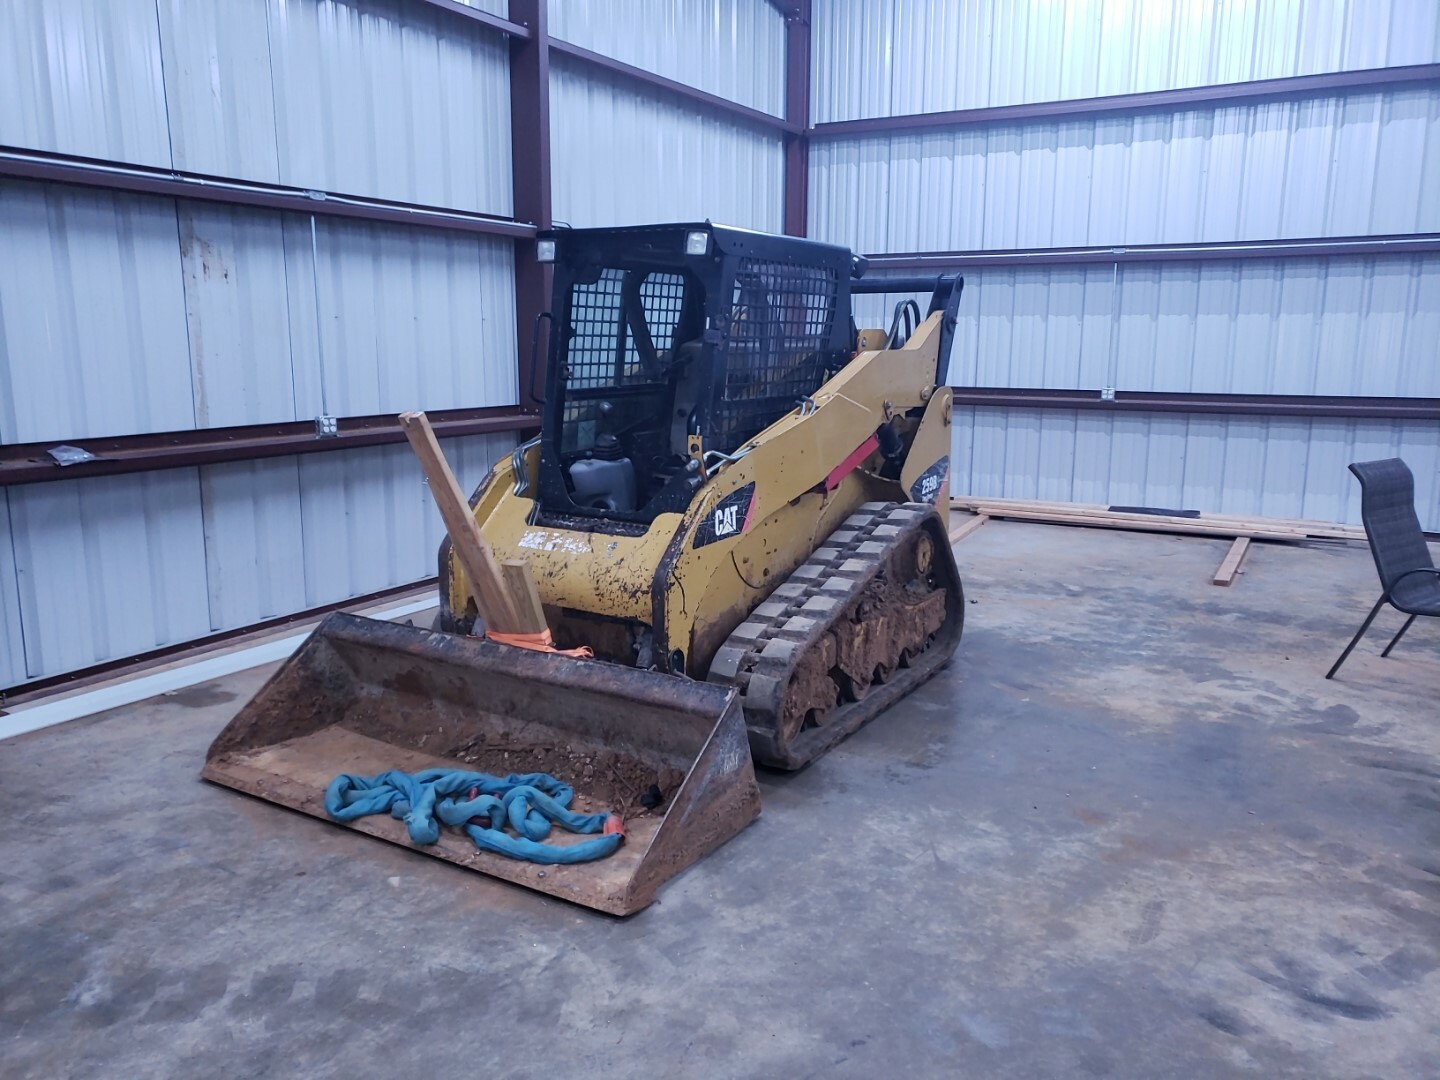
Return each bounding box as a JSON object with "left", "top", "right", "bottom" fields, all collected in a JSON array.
[
  {"left": 561, "top": 270, "right": 687, "bottom": 452},
  {"left": 710, "top": 259, "right": 837, "bottom": 451},
  {"left": 565, "top": 269, "right": 625, "bottom": 390},
  {"left": 633, "top": 273, "right": 686, "bottom": 356}
]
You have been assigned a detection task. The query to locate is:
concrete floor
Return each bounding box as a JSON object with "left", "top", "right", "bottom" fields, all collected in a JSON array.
[{"left": 2, "top": 522, "right": 1438, "bottom": 1078}]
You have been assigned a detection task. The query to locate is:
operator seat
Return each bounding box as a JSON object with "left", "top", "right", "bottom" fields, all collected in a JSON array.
[{"left": 667, "top": 339, "right": 707, "bottom": 458}]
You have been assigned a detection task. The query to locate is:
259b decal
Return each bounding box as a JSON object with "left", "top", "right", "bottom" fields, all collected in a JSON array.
[{"left": 909, "top": 456, "right": 949, "bottom": 505}]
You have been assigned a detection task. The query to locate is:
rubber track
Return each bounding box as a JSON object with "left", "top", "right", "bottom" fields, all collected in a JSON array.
[{"left": 707, "top": 501, "right": 963, "bottom": 770}]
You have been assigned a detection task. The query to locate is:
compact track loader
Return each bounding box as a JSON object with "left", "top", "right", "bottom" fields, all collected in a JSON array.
[{"left": 205, "top": 224, "right": 965, "bottom": 914}]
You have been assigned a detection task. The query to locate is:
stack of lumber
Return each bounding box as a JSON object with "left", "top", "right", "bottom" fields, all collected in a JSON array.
[{"left": 949, "top": 496, "right": 1365, "bottom": 543}]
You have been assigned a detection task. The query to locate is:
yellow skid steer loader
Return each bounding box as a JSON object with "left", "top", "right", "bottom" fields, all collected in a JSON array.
[{"left": 204, "top": 224, "right": 965, "bottom": 915}]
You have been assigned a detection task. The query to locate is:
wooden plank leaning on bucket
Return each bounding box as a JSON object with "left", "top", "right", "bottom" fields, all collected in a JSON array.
[{"left": 399, "top": 410, "right": 537, "bottom": 634}]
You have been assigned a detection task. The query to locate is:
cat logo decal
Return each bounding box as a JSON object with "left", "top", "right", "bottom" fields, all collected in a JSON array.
[{"left": 693, "top": 483, "right": 758, "bottom": 548}]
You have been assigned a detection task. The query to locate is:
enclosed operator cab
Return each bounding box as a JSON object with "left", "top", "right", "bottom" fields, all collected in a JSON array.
[{"left": 534, "top": 223, "right": 861, "bottom": 529}]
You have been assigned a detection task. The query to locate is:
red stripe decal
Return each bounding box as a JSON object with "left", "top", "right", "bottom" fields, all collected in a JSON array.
[
  {"left": 824, "top": 434, "right": 880, "bottom": 492},
  {"left": 741, "top": 486, "right": 759, "bottom": 533}
]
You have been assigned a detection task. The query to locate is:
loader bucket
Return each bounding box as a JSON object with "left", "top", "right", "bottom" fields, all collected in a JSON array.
[{"left": 202, "top": 612, "right": 760, "bottom": 915}]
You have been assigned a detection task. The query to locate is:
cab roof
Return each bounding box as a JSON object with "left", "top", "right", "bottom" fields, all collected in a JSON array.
[{"left": 538, "top": 222, "right": 858, "bottom": 270}]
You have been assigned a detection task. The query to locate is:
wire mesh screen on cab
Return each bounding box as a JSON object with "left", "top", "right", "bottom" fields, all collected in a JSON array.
[
  {"left": 561, "top": 268, "right": 687, "bottom": 452},
  {"left": 710, "top": 259, "right": 838, "bottom": 452}
]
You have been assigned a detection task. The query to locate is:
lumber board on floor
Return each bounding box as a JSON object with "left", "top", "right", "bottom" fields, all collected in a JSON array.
[
  {"left": 966, "top": 506, "right": 1301, "bottom": 541},
  {"left": 967, "top": 506, "right": 1319, "bottom": 541},
  {"left": 948, "top": 513, "right": 989, "bottom": 544},
  {"left": 969, "top": 504, "right": 1310, "bottom": 538},
  {"left": 1212, "top": 537, "right": 1252, "bottom": 586},
  {"left": 950, "top": 496, "right": 1364, "bottom": 541}
]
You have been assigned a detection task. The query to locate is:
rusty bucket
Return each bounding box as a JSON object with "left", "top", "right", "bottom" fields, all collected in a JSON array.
[{"left": 202, "top": 612, "right": 760, "bottom": 915}]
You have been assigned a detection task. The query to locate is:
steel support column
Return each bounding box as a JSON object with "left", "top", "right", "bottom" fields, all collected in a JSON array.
[
  {"left": 782, "top": 0, "right": 812, "bottom": 237},
  {"left": 508, "top": 0, "right": 552, "bottom": 413}
]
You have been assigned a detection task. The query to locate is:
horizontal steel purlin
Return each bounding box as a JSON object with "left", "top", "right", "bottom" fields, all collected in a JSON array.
[
  {"left": 412, "top": 0, "right": 530, "bottom": 39},
  {"left": 863, "top": 234, "right": 1440, "bottom": 269},
  {"left": 950, "top": 388, "right": 1440, "bottom": 422},
  {"left": 406, "top": 2, "right": 795, "bottom": 134},
  {"left": 811, "top": 63, "right": 1440, "bottom": 138},
  {"left": 0, "top": 148, "right": 536, "bottom": 239},
  {"left": 0, "top": 408, "right": 541, "bottom": 486},
  {"left": 547, "top": 39, "right": 799, "bottom": 135}
]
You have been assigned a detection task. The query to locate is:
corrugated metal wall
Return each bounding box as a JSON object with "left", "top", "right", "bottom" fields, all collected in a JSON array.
[
  {"left": 548, "top": 2, "right": 786, "bottom": 231},
  {"left": 812, "top": 87, "right": 1440, "bottom": 251},
  {"left": 1, "top": 0, "right": 514, "bottom": 205},
  {"left": 10, "top": 0, "right": 1436, "bottom": 688},
  {"left": 550, "top": 57, "right": 785, "bottom": 230},
  {"left": 0, "top": 0, "right": 518, "bottom": 686},
  {"left": 549, "top": 0, "right": 786, "bottom": 116},
  {"left": 951, "top": 408, "right": 1440, "bottom": 531},
  {"left": 815, "top": 0, "right": 1440, "bottom": 530},
  {"left": 0, "top": 180, "right": 518, "bottom": 442},
  {"left": 0, "top": 434, "right": 510, "bottom": 686},
  {"left": 856, "top": 257, "right": 1440, "bottom": 398},
  {"left": 813, "top": 0, "right": 1440, "bottom": 122},
  {"left": 0, "top": 0, "right": 173, "bottom": 168},
  {"left": 0, "top": 0, "right": 792, "bottom": 686}
]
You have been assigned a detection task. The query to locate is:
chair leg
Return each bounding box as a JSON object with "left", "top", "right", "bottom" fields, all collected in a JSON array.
[
  {"left": 1326, "top": 597, "right": 1388, "bottom": 680},
  {"left": 1381, "top": 614, "right": 1418, "bottom": 658}
]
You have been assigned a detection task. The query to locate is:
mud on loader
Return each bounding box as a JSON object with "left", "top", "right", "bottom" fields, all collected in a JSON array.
[{"left": 204, "top": 224, "right": 966, "bottom": 915}]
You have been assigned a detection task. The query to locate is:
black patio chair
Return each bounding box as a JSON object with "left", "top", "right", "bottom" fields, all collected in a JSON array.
[{"left": 1326, "top": 458, "right": 1440, "bottom": 679}]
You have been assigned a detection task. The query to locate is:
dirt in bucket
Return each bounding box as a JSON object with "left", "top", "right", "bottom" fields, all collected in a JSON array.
[{"left": 442, "top": 734, "right": 685, "bottom": 817}]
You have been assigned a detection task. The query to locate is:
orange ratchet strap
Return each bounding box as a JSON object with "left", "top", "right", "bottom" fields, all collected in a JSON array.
[{"left": 484, "top": 629, "right": 594, "bottom": 659}]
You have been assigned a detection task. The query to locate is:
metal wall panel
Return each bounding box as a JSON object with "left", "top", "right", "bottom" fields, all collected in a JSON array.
[
  {"left": 0, "top": 1, "right": 522, "bottom": 685},
  {"left": 157, "top": 0, "right": 281, "bottom": 180},
  {"left": 824, "top": 1, "right": 1440, "bottom": 533},
  {"left": 196, "top": 432, "right": 507, "bottom": 629},
  {"left": 550, "top": 56, "right": 785, "bottom": 230},
  {"left": 548, "top": 0, "right": 787, "bottom": 116},
  {"left": 2, "top": 433, "right": 511, "bottom": 684},
  {"left": 0, "top": 180, "right": 195, "bottom": 443},
  {"left": 858, "top": 255, "right": 1440, "bottom": 400},
  {"left": 1, "top": 0, "right": 513, "bottom": 203},
  {"left": 813, "top": 0, "right": 1440, "bottom": 122},
  {"left": 177, "top": 203, "right": 299, "bottom": 428},
  {"left": 293, "top": 433, "right": 508, "bottom": 606},
  {"left": 280, "top": 215, "right": 520, "bottom": 419},
  {"left": 452, "top": 0, "right": 509, "bottom": 12},
  {"left": 265, "top": 0, "right": 513, "bottom": 213},
  {"left": 951, "top": 407, "right": 1440, "bottom": 531},
  {"left": 1114, "top": 257, "right": 1440, "bottom": 397},
  {"left": 810, "top": 86, "right": 1440, "bottom": 251},
  {"left": 6, "top": 469, "right": 213, "bottom": 680},
  {"left": 0, "top": 181, "right": 520, "bottom": 441},
  {"left": 0, "top": 0, "right": 172, "bottom": 167},
  {"left": 199, "top": 457, "right": 308, "bottom": 631}
]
